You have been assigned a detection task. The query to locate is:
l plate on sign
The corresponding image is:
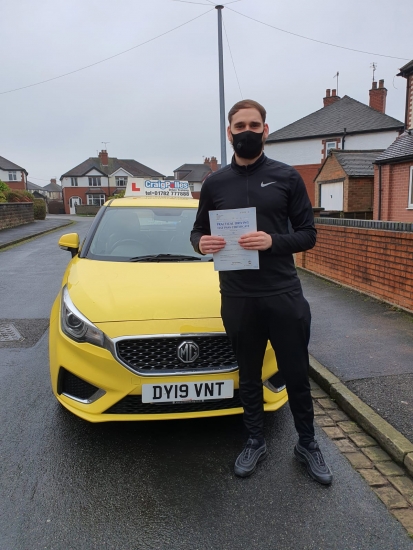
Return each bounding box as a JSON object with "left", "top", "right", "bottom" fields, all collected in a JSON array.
[{"left": 0, "top": 323, "right": 23, "bottom": 342}]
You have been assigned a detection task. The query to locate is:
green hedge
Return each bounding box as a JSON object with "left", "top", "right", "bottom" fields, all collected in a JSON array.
[
  {"left": 0, "top": 180, "right": 10, "bottom": 203},
  {"left": 33, "top": 198, "right": 46, "bottom": 220}
]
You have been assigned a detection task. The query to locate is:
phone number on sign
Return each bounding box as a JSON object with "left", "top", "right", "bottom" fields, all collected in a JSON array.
[{"left": 144, "top": 190, "right": 191, "bottom": 197}]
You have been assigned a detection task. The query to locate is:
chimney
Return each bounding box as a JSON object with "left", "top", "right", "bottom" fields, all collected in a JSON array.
[
  {"left": 323, "top": 89, "right": 340, "bottom": 107},
  {"left": 204, "top": 156, "right": 219, "bottom": 171},
  {"left": 209, "top": 156, "right": 218, "bottom": 171},
  {"left": 369, "top": 79, "right": 387, "bottom": 113},
  {"left": 99, "top": 149, "right": 109, "bottom": 166},
  {"left": 50, "top": 178, "right": 56, "bottom": 185}
]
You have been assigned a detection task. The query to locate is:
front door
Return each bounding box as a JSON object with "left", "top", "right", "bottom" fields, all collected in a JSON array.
[{"left": 69, "top": 197, "right": 81, "bottom": 215}]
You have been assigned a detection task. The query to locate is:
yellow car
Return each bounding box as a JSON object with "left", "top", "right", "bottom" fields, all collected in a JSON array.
[{"left": 49, "top": 192, "right": 287, "bottom": 422}]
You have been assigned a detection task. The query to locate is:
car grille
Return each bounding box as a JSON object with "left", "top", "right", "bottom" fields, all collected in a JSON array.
[
  {"left": 104, "top": 390, "right": 243, "bottom": 414},
  {"left": 115, "top": 334, "right": 237, "bottom": 375},
  {"left": 58, "top": 367, "right": 99, "bottom": 400}
]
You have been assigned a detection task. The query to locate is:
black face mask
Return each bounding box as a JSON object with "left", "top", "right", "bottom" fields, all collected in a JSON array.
[{"left": 231, "top": 130, "right": 264, "bottom": 159}]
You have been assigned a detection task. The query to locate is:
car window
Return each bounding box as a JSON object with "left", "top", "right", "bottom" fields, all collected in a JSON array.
[{"left": 87, "top": 206, "right": 209, "bottom": 261}]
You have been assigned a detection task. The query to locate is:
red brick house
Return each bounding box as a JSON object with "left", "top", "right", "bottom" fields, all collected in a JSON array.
[
  {"left": 173, "top": 156, "right": 220, "bottom": 199},
  {"left": 315, "top": 150, "right": 382, "bottom": 217},
  {"left": 0, "top": 156, "right": 28, "bottom": 190},
  {"left": 60, "top": 150, "right": 164, "bottom": 214},
  {"left": 265, "top": 82, "right": 403, "bottom": 205},
  {"left": 373, "top": 60, "right": 413, "bottom": 221}
]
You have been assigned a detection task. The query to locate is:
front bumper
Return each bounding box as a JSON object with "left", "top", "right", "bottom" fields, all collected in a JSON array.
[{"left": 49, "top": 297, "right": 288, "bottom": 422}]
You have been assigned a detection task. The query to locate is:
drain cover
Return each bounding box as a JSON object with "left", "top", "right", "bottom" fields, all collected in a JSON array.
[{"left": 0, "top": 323, "right": 23, "bottom": 342}]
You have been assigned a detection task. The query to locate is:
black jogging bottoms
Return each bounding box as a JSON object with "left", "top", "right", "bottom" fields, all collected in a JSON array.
[{"left": 221, "top": 288, "right": 315, "bottom": 444}]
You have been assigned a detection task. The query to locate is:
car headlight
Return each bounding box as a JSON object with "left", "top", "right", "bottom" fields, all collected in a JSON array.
[{"left": 61, "top": 285, "right": 105, "bottom": 347}]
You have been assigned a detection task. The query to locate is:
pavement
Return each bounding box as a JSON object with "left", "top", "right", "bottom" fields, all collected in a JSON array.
[
  {"left": 0, "top": 214, "right": 74, "bottom": 249},
  {"left": 300, "top": 269, "right": 413, "bottom": 445}
]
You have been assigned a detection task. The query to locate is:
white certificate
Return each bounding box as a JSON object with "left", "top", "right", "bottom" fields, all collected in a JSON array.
[{"left": 209, "top": 207, "right": 259, "bottom": 271}]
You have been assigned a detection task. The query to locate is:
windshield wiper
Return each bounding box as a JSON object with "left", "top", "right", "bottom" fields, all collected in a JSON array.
[{"left": 129, "top": 254, "right": 203, "bottom": 262}]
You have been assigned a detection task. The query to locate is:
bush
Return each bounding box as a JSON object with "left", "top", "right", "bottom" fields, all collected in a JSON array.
[
  {"left": 33, "top": 198, "right": 46, "bottom": 220},
  {"left": 0, "top": 192, "right": 7, "bottom": 203},
  {"left": 113, "top": 189, "right": 125, "bottom": 198},
  {"left": 5, "top": 189, "right": 34, "bottom": 203},
  {"left": 0, "top": 180, "right": 11, "bottom": 194}
]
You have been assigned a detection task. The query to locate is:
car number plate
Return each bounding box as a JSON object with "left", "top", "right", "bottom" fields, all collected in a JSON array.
[{"left": 142, "top": 380, "right": 234, "bottom": 404}]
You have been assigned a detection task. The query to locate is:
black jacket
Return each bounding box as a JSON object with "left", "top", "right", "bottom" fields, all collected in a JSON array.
[{"left": 190, "top": 153, "right": 316, "bottom": 297}]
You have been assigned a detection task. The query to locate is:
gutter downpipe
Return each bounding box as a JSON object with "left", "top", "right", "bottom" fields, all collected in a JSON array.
[
  {"left": 342, "top": 127, "right": 346, "bottom": 150},
  {"left": 378, "top": 164, "right": 382, "bottom": 221}
]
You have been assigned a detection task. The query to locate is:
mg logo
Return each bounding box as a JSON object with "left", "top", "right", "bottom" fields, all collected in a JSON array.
[{"left": 177, "top": 341, "right": 199, "bottom": 364}]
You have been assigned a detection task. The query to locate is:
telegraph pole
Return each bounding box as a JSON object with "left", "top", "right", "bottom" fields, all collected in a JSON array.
[{"left": 216, "top": 5, "right": 227, "bottom": 167}]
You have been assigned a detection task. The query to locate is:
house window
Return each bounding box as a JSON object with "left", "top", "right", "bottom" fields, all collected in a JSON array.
[
  {"left": 116, "top": 176, "right": 128, "bottom": 187},
  {"left": 189, "top": 183, "right": 194, "bottom": 192},
  {"left": 87, "top": 194, "right": 105, "bottom": 206},
  {"left": 409, "top": 166, "right": 413, "bottom": 208},
  {"left": 8, "top": 171, "right": 17, "bottom": 181},
  {"left": 326, "top": 141, "right": 338, "bottom": 155},
  {"left": 88, "top": 177, "right": 101, "bottom": 187},
  {"left": 71, "top": 177, "right": 78, "bottom": 187}
]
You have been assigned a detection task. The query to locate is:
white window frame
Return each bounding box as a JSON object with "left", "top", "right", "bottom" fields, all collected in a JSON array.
[
  {"left": 8, "top": 171, "right": 17, "bottom": 181},
  {"left": 326, "top": 141, "right": 337, "bottom": 155},
  {"left": 408, "top": 166, "right": 413, "bottom": 208},
  {"left": 88, "top": 176, "right": 101, "bottom": 187},
  {"left": 71, "top": 177, "right": 78, "bottom": 187},
  {"left": 87, "top": 193, "right": 105, "bottom": 206},
  {"left": 115, "top": 176, "right": 128, "bottom": 187}
]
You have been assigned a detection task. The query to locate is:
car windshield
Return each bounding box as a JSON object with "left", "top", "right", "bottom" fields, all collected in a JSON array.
[{"left": 87, "top": 206, "right": 210, "bottom": 262}]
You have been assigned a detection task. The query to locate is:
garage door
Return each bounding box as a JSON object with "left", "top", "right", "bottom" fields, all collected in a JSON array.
[{"left": 320, "top": 181, "right": 343, "bottom": 211}]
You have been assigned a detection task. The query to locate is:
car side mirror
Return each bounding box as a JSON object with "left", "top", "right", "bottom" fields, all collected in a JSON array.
[{"left": 59, "top": 233, "right": 80, "bottom": 257}]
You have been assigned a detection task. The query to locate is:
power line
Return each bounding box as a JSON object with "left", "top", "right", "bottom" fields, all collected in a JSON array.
[
  {"left": 222, "top": 15, "right": 243, "bottom": 99},
  {"left": 172, "top": 1, "right": 212, "bottom": 5},
  {"left": 0, "top": 9, "right": 214, "bottom": 95},
  {"left": 226, "top": 7, "right": 410, "bottom": 61}
]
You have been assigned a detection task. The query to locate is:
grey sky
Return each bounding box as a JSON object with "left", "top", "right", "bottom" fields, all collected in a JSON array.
[{"left": 1, "top": 0, "right": 411, "bottom": 184}]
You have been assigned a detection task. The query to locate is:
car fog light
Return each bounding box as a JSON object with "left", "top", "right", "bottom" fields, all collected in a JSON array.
[{"left": 61, "top": 286, "right": 105, "bottom": 347}]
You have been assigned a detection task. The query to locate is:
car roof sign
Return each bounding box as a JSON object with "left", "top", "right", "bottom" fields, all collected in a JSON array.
[{"left": 124, "top": 178, "right": 193, "bottom": 199}]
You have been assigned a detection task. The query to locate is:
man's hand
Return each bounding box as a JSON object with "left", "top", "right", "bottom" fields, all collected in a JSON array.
[
  {"left": 199, "top": 235, "right": 226, "bottom": 254},
  {"left": 238, "top": 231, "right": 272, "bottom": 251}
]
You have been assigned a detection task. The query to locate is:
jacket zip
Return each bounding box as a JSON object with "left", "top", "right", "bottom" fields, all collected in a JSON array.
[{"left": 246, "top": 166, "right": 250, "bottom": 207}]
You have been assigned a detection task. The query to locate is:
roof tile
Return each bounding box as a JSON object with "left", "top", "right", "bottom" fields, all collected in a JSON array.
[
  {"left": 267, "top": 96, "right": 403, "bottom": 142},
  {"left": 375, "top": 131, "right": 413, "bottom": 163}
]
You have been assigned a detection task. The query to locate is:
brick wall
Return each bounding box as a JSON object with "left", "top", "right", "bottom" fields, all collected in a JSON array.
[
  {"left": 374, "top": 162, "right": 413, "bottom": 221},
  {"left": 347, "top": 177, "right": 374, "bottom": 212},
  {"left": 296, "top": 222, "right": 413, "bottom": 311},
  {"left": 0, "top": 202, "right": 34, "bottom": 230},
  {"left": 293, "top": 163, "right": 322, "bottom": 206}
]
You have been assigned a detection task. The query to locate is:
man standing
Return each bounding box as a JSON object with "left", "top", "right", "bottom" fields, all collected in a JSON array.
[{"left": 190, "top": 100, "right": 332, "bottom": 484}]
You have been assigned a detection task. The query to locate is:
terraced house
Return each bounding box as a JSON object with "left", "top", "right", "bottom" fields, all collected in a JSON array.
[{"left": 60, "top": 150, "right": 164, "bottom": 214}]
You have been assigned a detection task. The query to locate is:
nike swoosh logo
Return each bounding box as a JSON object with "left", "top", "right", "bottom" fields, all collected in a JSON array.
[{"left": 261, "top": 181, "right": 277, "bottom": 187}]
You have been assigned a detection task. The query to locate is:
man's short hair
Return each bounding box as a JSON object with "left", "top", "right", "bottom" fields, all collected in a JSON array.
[{"left": 228, "top": 100, "right": 266, "bottom": 124}]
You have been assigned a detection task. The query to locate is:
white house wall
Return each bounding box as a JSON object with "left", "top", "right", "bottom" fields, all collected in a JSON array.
[
  {"left": 0, "top": 169, "right": 25, "bottom": 183},
  {"left": 265, "top": 130, "right": 401, "bottom": 166},
  {"left": 345, "top": 131, "right": 399, "bottom": 150},
  {"left": 61, "top": 176, "right": 109, "bottom": 187},
  {"left": 265, "top": 139, "right": 325, "bottom": 165},
  {"left": 111, "top": 168, "right": 132, "bottom": 177}
]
